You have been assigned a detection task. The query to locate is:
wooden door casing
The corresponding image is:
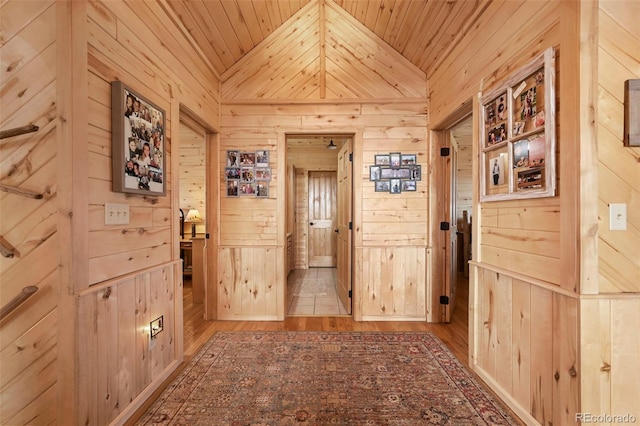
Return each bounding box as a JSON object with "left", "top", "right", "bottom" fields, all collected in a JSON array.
[
  {"left": 308, "top": 171, "right": 337, "bottom": 267},
  {"left": 336, "top": 141, "right": 353, "bottom": 314},
  {"left": 447, "top": 135, "right": 458, "bottom": 322}
]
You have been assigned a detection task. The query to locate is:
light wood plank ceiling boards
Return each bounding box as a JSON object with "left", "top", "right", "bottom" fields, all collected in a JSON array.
[{"left": 166, "top": 0, "right": 484, "bottom": 77}]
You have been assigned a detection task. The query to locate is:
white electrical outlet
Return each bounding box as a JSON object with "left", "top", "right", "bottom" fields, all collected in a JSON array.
[
  {"left": 609, "top": 203, "right": 627, "bottom": 231},
  {"left": 105, "top": 203, "right": 130, "bottom": 225}
]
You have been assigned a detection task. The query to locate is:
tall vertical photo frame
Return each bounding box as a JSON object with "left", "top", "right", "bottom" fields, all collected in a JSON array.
[
  {"left": 479, "top": 47, "right": 556, "bottom": 202},
  {"left": 111, "top": 81, "right": 166, "bottom": 196}
]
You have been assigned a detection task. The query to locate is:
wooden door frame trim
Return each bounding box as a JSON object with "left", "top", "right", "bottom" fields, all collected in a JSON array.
[
  {"left": 281, "top": 129, "right": 360, "bottom": 319},
  {"left": 428, "top": 105, "right": 473, "bottom": 324},
  {"left": 176, "top": 107, "right": 219, "bottom": 321}
]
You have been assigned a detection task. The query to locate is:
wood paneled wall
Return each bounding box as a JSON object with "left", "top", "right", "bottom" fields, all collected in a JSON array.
[
  {"left": 428, "top": 1, "right": 576, "bottom": 423},
  {"left": 451, "top": 122, "right": 473, "bottom": 223},
  {"left": 4, "top": 1, "right": 637, "bottom": 425},
  {"left": 77, "top": 262, "right": 181, "bottom": 425},
  {"left": 577, "top": 3, "right": 640, "bottom": 421},
  {"left": 472, "top": 266, "right": 578, "bottom": 425},
  {"left": 294, "top": 167, "right": 309, "bottom": 269},
  {"left": 218, "top": 247, "right": 283, "bottom": 320},
  {"left": 217, "top": 126, "right": 282, "bottom": 319},
  {"left": 428, "top": 0, "right": 640, "bottom": 424},
  {"left": 596, "top": 3, "right": 640, "bottom": 294},
  {"left": 178, "top": 120, "right": 206, "bottom": 226},
  {"left": 81, "top": 1, "right": 219, "bottom": 422},
  {"left": 1, "top": 0, "right": 219, "bottom": 424},
  {"left": 287, "top": 136, "right": 341, "bottom": 172},
  {"left": 219, "top": 0, "right": 428, "bottom": 321},
  {"left": 219, "top": 101, "right": 428, "bottom": 320},
  {"left": 86, "top": 0, "right": 218, "bottom": 284},
  {"left": 1, "top": 2, "right": 60, "bottom": 424},
  {"left": 580, "top": 297, "right": 640, "bottom": 422}
]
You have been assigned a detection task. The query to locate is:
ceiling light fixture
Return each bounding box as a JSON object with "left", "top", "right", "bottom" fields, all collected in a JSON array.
[{"left": 326, "top": 139, "right": 337, "bottom": 150}]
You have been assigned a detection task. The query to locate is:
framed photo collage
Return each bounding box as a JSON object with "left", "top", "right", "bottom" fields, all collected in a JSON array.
[
  {"left": 480, "top": 47, "right": 556, "bottom": 202},
  {"left": 225, "top": 150, "right": 270, "bottom": 197},
  {"left": 369, "top": 152, "right": 421, "bottom": 194}
]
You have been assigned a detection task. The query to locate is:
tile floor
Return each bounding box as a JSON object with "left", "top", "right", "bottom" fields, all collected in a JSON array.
[{"left": 287, "top": 268, "right": 350, "bottom": 316}]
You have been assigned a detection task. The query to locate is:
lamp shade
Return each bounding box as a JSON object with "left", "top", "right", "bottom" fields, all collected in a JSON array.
[
  {"left": 185, "top": 209, "right": 203, "bottom": 223},
  {"left": 326, "top": 139, "right": 337, "bottom": 150}
]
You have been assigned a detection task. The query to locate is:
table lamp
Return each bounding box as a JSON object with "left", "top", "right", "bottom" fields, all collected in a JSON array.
[{"left": 185, "top": 209, "right": 203, "bottom": 238}]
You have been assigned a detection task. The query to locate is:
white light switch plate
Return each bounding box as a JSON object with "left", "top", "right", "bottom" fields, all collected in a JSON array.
[
  {"left": 105, "top": 203, "right": 130, "bottom": 225},
  {"left": 609, "top": 203, "right": 627, "bottom": 231}
]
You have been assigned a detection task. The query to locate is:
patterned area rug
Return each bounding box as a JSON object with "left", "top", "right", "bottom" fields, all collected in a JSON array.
[{"left": 137, "top": 332, "right": 520, "bottom": 425}]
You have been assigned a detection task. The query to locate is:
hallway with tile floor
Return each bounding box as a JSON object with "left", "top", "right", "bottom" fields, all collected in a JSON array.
[{"left": 287, "top": 268, "right": 350, "bottom": 316}]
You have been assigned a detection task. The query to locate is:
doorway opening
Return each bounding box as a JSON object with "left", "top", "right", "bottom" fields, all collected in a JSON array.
[
  {"left": 285, "top": 134, "right": 354, "bottom": 316},
  {"left": 178, "top": 111, "right": 216, "bottom": 355},
  {"left": 432, "top": 103, "right": 473, "bottom": 324},
  {"left": 447, "top": 114, "right": 473, "bottom": 323}
]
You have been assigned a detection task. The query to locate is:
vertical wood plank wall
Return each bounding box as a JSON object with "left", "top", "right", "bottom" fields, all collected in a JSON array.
[
  {"left": 1, "top": 0, "right": 220, "bottom": 424},
  {"left": 178, "top": 120, "right": 206, "bottom": 234},
  {"left": 294, "top": 167, "right": 309, "bottom": 269},
  {"left": 80, "top": 1, "right": 219, "bottom": 423},
  {"left": 451, "top": 128, "right": 473, "bottom": 223},
  {"left": 428, "top": 1, "right": 640, "bottom": 424},
  {"left": 76, "top": 263, "right": 181, "bottom": 425},
  {"left": 359, "top": 114, "right": 428, "bottom": 320},
  {"left": 579, "top": 3, "right": 640, "bottom": 421},
  {"left": 218, "top": 102, "right": 428, "bottom": 320},
  {"left": 3, "top": 0, "right": 638, "bottom": 425},
  {"left": 218, "top": 0, "right": 428, "bottom": 321},
  {"left": 428, "top": 1, "right": 574, "bottom": 424}
]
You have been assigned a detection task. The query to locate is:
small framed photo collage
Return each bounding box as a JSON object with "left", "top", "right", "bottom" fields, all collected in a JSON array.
[
  {"left": 369, "top": 152, "right": 421, "bottom": 194},
  {"left": 225, "top": 150, "right": 270, "bottom": 198},
  {"left": 480, "top": 47, "right": 556, "bottom": 202}
]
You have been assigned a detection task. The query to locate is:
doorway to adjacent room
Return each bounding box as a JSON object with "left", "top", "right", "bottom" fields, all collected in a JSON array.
[
  {"left": 433, "top": 108, "right": 473, "bottom": 323},
  {"left": 178, "top": 110, "right": 217, "bottom": 342},
  {"left": 285, "top": 134, "right": 353, "bottom": 316}
]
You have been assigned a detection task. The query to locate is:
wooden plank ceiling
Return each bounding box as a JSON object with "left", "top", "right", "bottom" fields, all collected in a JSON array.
[{"left": 167, "top": 0, "right": 484, "bottom": 77}]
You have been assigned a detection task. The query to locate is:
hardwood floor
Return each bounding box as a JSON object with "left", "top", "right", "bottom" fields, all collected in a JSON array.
[
  {"left": 126, "top": 275, "right": 471, "bottom": 424},
  {"left": 182, "top": 275, "right": 470, "bottom": 362}
]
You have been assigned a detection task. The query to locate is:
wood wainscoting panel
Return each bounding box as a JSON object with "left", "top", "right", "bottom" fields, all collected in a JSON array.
[
  {"left": 76, "top": 262, "right": 181, "bottom": 426},
  {"left": 609, "top": 298, "right": 640, "bottom": 420},
  {"left": 580, "top": 297, "right": 640, "bottom": 424},
  {"left": 473, "top": 265, "right": 575, "bottom": 425},
  {"left": 357, "top": 246, "right": 426, "bottom": 320},
  {"left": 218, "top": 247, "right": 282, "bottom": 320}
]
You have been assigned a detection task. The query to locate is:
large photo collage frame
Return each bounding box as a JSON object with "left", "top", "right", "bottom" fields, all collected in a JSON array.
[
  {"left": 225, "top": 150, "right": 270, "bottom": 198},
  {"left": 369, "top": 152, "right": 421, "bottom": 194},
  {"left": 479, "top": 47, "right": 556, "bottom": 202},
  {"left": 111, "top": 81, "right": 166, "bottom": 196}
]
